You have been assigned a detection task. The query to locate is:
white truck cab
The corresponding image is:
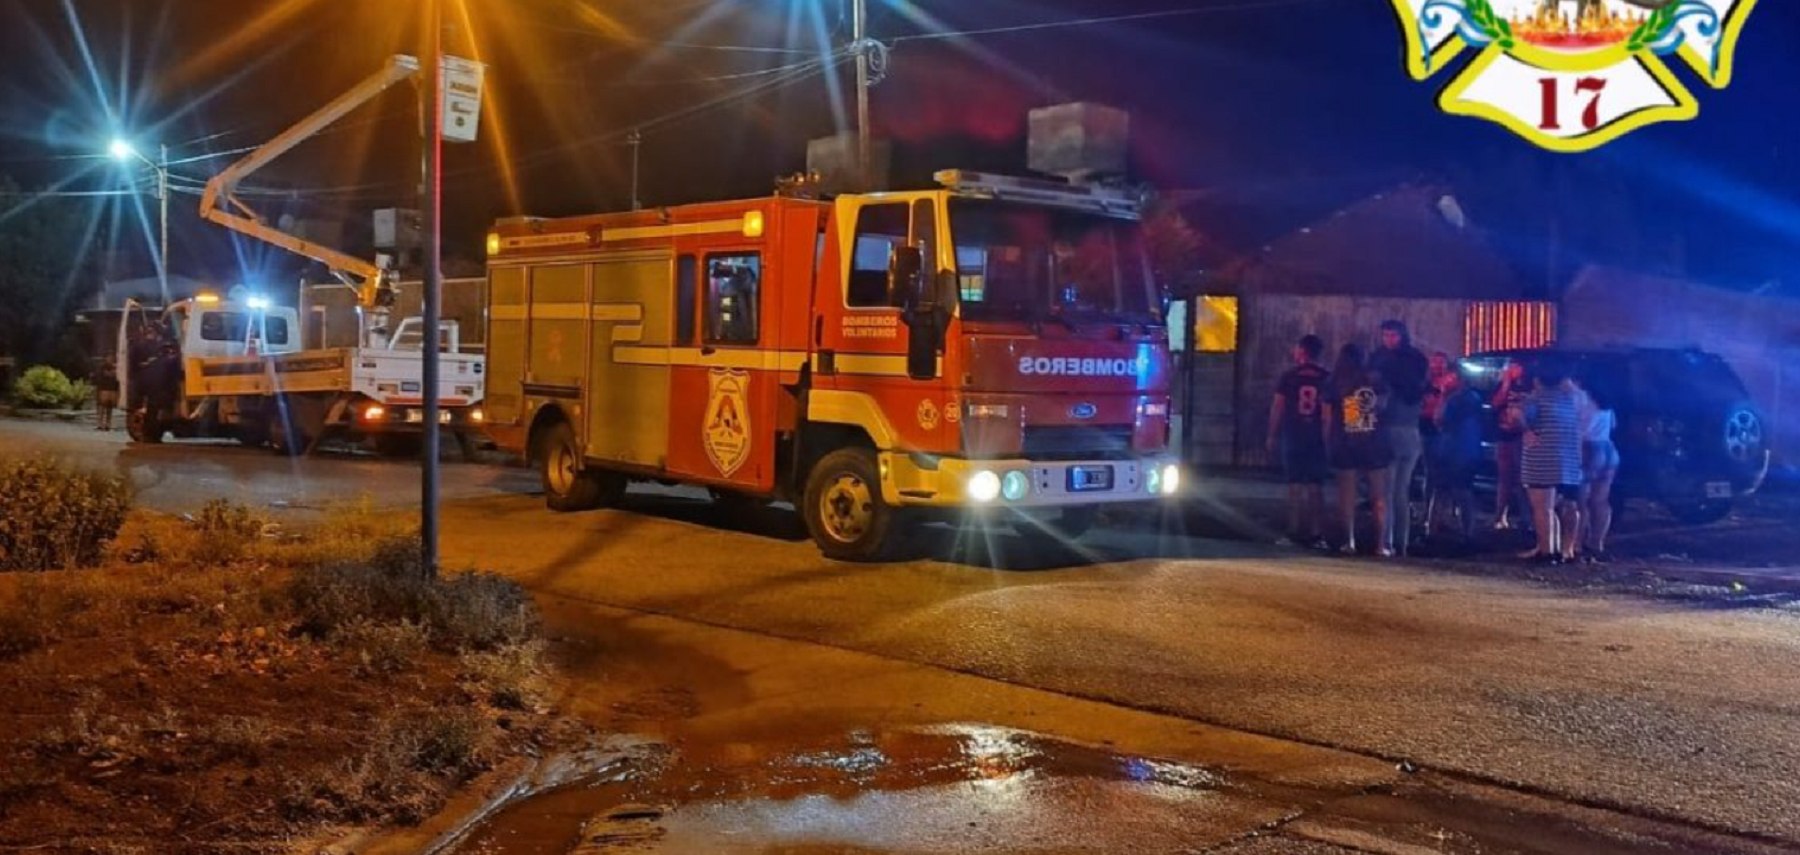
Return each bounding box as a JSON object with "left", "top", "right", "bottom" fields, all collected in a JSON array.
[{"left": 170, "top": 297, "right": 303, "bottom": 359}]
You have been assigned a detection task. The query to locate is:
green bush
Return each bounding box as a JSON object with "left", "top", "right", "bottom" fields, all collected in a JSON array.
[
  {"left": 288, "top": 535, "right": 537, "bottom": 651},
  {"left": 10, "top": 365, "right": 92, "bottom": 410},
  {"left": 0, "top": 458, "right": 133, "bottom": 571}
]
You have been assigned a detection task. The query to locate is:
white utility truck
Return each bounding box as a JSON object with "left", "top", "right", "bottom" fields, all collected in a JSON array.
[{"left": 119, "top": 54, "right": 484, "bottom": 456}]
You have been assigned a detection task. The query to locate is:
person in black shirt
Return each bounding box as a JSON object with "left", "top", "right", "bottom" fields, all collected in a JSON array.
[
  {"left": 1324, "top": 344, "right": 1395, "bottom": 556},
  {"left": 1267, "top": 334, "right": 1331, "bottom": 548}
]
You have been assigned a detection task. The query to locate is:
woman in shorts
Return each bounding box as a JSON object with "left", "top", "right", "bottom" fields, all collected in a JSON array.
[{"left": 1324, "top": 344, "right": 1395, "bottom": 556}]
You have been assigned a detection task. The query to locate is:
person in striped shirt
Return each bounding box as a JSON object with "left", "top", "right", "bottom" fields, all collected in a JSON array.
[{"left": 1520, "top": 361, "right": 1585, "bottom": 564}]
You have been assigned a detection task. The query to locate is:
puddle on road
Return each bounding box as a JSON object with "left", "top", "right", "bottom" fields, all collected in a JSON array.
[{"left": 447, "top": 724, "right": 1272, "bottom": 855}]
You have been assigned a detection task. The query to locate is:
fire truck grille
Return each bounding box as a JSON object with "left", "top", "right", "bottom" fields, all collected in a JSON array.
[{"left": 1021, "top": 425, "right": 1135, "bottom": 459}]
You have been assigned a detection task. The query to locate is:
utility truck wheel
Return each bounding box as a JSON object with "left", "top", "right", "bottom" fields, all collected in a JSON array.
[
  {"left": 126, "top": 408, "right": 161, "bottom": 444},
  {"left": 538, "top": 421, "right": 624, "bottom": 511},
  {"left": 803, "top": 448, "right": 902, "bottom": 562}
]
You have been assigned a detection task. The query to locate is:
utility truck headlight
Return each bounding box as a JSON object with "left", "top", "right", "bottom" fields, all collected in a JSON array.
[
  {"left": 1160, "top": 464, "right": 1181, "bottom": 495},
  {"left": 469, "top": 408, "right": 485, "bottom": 423},
  {"left": 968, "top": 470, "right": 1001, "bottom": 503},
  {"left": 360, "top": 405, "right": 386, "bottom": 422},
  {"left": 1001, "top": 470, "right": 1030, "bottom": 502}
]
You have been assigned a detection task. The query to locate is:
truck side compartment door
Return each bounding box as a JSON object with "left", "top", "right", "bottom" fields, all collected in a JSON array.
[
  {"left": 484, "top": 266, "right": 527, "bottom": 427},
  {"left": 585, "top": 252, "right": 675, "bottom": 469}
]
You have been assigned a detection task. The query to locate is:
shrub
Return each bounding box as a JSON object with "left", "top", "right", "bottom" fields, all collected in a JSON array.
[
  {"left": 288, "top": 537, "right": 537, "bottom": 651},
  {"left": 209, "top": 715, "right": 279, "bottom": 762},
  {"left": 10, "top": 365, "right": 91, "bottom": 410},
  {"left": 0, "top": 458, "right": 132, "bottom": 571},
  {"left": 277, "top": 709, "right": 488, "bottom": 825},
  {"left": 179, "top": 500, "right": 269, "bottom": 566},
  {"left": 338, "top": 618, "right": 430, "bottom": 677},
  {"left": 459, "top": 639, "right": 548, "bottom": 710}
]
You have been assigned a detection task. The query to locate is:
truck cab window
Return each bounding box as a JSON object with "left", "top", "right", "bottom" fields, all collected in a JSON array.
[
  {"left": 200, "top": 312, "right": 248, "bottom": 342},
  {"left": 705, "top": 253, "right": 761, "bottom": 344},
  {"left": 848, "top": 203, "right": 909, "bottom": 307}
]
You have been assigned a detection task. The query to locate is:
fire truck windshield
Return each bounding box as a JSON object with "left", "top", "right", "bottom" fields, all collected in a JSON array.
[{"left": 949, "top": 199, "right": 1157, "bottom": 325}]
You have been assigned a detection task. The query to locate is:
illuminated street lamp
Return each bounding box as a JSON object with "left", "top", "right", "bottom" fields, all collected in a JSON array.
[{"left": 110, "top": 138, "right": 171, "bottom": 306}]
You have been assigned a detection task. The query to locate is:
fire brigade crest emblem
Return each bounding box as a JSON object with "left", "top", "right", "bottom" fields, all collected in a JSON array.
[
  {"left": 703, "top": 368, "right": 752, "bottom": 477},
  {"left": 1388, "top": 0, "right": 1757, "bottom": 151}
]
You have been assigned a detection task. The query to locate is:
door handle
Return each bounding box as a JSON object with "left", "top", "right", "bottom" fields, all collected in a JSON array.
[{"left": 701, "top": 346, "right": 718, "bottom": 356}]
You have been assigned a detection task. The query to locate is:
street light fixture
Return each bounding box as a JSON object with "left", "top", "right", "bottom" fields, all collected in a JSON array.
[{"left": 109, "top": 137, "right": 171, "bottom": 307}]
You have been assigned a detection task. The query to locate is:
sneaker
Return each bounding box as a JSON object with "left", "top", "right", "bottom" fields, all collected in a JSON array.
[
  {"left": 1376, "top": 547, "right": 1396, "bottom": 558},
  {"left": 1275, "top": 537, "right": 1296, "bottom": 547},
  {"left": 1516, "top": 548, "right": 1543, "bottom": 559},
  {"left": 1308, "top": 537, "right": 1332, "bottom": 551},
  {"left": 1339, "top": 544, "right": 1358, "bottom": 556}
]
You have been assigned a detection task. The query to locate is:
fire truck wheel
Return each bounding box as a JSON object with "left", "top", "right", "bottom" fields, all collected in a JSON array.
[
  {"left": 539, "top": 421, "right": 624, "bottom": 511},
  {"left": 803, "top": 448, "right": 901, "bottom": 562}
]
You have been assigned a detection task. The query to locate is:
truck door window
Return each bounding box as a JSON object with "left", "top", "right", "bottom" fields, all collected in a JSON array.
[
  {"left": 675, "top": 255, "right": 698, "bottom": 344},
  {"left": 848, "top": 203, "right": 909, "bottom": 307},
  {"left": 260, "top": 316, "right": 290, "bottom": 347},
  {"left": 704, "top": 253, "right": 761, "bottom": 344},
  {"left": 911, "top": 200, "right": 938, "bottom": 275}
]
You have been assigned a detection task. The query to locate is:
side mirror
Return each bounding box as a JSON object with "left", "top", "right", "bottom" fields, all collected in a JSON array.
[{"left": 889, "top": 245, "right": 926, "bottom": 309}]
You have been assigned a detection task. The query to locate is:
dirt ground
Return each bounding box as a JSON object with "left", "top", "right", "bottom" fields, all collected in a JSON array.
[{"left": 0, "top": 513, "right": 564, "bottom": 855}]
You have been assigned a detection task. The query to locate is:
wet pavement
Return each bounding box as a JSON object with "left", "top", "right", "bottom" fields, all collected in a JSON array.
[
  {"left": 0, "top": 417, "right": 535, "bottom": 517},
  {"left": 8, "top": 419, "right": 1800, "bottom": 852}
]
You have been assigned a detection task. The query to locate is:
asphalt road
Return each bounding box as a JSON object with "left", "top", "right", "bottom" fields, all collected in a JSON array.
[{"left": 9, "top": 419, "right": 1800, "bottom": 851}]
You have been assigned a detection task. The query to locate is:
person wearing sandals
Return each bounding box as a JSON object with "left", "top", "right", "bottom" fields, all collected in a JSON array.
[
  {"left": 1323, "top": 344, "right": 1394, "bottom": 557},
  {"left": 1520, "top": 362, "right": 1584, "bottom": 564},
  {"left": 1575, "top": 376, "right": 1621, "bottom": 562}
]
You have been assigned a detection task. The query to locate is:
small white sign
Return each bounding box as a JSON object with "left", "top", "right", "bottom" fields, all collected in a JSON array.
[{"left": 441, "top": 56, "right": 484, "bottom": 144}]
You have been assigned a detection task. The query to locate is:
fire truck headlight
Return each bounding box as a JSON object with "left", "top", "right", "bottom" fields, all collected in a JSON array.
[
  {"left": 1160, "top": 464, "right": 1182, "bottom": 495},
  {"left": 1140, "top": 400, "right": 1169, "bottom": 418},
  {"left": 967, "top": 470, "right": 1001, "bottom": 503},
  {"left": 967, "top": 403, "right": 1010, "bottom": 419},
  {"left": 360, "top": 405, "right": 386, "bottom": 422},
  {"left": 1001, "top": 470, "right": 1030, "bottom": 502},
  {"left": 469, "top": 407, "right": 485, "bottom": 423}
]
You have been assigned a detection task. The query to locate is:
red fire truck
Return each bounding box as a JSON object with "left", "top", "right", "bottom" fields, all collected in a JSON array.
[{"left": 482, "top": 170, "right": 1181, "bottom": 560}]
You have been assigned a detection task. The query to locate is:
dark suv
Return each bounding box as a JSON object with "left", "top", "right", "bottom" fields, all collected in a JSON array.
[{"left": 1458, "top": 348, "right": 1771, "bottom": 524}]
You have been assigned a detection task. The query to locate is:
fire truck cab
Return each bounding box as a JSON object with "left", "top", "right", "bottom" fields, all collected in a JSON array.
[{"left": 484, "top": 170, "right": 1180, "bottom": 561}]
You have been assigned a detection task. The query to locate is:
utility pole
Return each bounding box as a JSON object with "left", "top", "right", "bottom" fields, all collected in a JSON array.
[
  {"left": 852, "top": 0, "right": 871, "bottom": 191},
  {"left": 628, "top": 128, "right": 642, "bottom": 211},
  {"left": 421, "top": 0, "right": 444, "bottom": 579},
  {"left": 158, "top": 144, "right": 169, "bottom": 307}
]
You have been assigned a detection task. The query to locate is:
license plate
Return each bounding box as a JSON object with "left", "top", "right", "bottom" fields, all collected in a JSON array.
[
  {"left": 1068, "top": 465, "right": 1114, "bottom": 492},
  {"left": 1705, "top": 481, "right": 1733, "bottom": 499},
  {"left": 405, "top": 410, "right": 453, "bottom": 424}
]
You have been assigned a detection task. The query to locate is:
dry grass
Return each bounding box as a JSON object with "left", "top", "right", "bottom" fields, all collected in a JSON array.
[{"left": 0, "top": 498, "right": 558, "bottom": 851}]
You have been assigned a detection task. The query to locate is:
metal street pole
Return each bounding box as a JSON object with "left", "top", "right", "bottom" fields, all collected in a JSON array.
[
  {"left": 852, "top": 0, "right": 871, "bottom": 191},
  {"left": 628, "top": 128, "right": 642, "bottom": 211},
  {"left": 421, "top": 0, "right": 444, "bottom": 579},
  {"left": 157, "top": 145, "right": 170, "bottom": 307}
]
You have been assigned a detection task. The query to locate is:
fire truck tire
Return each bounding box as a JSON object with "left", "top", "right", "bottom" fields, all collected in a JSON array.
[
  {"left": 539, "top": 421, "right": 624, "bottom": 512},
  {"left": 803, "top": 448, "right": 902, "bottom": 562}
]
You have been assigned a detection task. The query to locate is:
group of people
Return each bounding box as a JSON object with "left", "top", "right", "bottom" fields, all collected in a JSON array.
[
  {"left": 1267, "top": 319, "right": 1619, "bottom": 563},
  {"left": 89, "top": 324, "right": 184, "bottom": 433}
]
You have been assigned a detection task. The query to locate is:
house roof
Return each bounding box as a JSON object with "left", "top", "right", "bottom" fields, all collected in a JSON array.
[{"left": 1228, "top": 183, "right": 1529, "bottom": 300}]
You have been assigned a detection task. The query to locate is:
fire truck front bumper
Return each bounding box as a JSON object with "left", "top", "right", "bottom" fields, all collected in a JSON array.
[{"left": 879, "top": 452, "right": 1182, "bottom": 509}]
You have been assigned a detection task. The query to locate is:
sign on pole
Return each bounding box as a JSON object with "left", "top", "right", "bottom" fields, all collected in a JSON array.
[{"left": 441, "top": 56, "right": 485, "bottom": 144}]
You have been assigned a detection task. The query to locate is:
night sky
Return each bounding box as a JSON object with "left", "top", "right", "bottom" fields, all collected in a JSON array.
[{"left": 0, "top": 0, "right": 1795, "bottom": 294}]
